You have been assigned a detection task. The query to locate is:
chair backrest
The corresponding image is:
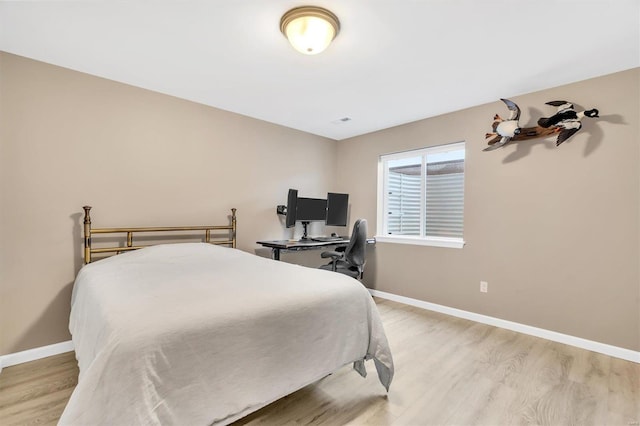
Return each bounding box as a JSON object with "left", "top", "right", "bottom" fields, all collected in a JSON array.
[{"left": 344, "top": 219, "right": 367, "bottom": 270}]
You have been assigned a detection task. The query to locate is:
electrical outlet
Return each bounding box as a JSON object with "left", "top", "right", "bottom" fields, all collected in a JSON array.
[{"left": 480, "top": 281, "right": 488, "bottom": 293}]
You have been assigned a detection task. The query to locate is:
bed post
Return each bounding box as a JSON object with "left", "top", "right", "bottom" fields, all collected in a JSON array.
[
  {"left": 231, "top": 208, "right": 237, "bottom": 248},
  {"left": 83, "top": 206, "right": 92, "bottom": 264}
]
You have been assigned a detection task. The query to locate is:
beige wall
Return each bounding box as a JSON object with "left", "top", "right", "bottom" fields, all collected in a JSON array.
[
  {"left": 336, "top": 68, "right": 640, "bottom": 351},
  {"left": 2, "top": 51, "right": 638, "bottom": 356},
  {"left": 0, "top": 52, "right": 337, "bottom": 354}
]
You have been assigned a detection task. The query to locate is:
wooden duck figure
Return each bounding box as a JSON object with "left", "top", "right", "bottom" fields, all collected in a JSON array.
[
  {"left": 483, "top": 98, "right": 522, "bottom": 151},
  {"left": 538, "top": 100, "right": 599, "bottom": 146}
]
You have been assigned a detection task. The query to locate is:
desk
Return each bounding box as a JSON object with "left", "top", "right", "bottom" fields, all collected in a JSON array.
[{"left": 257, "top": 238, "right": 349, "bottom": 261}]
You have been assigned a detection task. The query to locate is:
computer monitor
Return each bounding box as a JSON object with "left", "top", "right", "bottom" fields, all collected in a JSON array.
[
  {"left": 296, "top": 197, "right": 327, "bottom": 222},
  {"left": 285, "top": 188, "right": 298, "bottom": 228},
  {"left": 326, "top": 192, "right": 349, "bottom": 226}
]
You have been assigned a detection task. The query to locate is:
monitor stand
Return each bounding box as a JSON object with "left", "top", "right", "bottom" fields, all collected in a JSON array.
[{"left": 300, "top": 221, "right": 310, "bottom": 240}]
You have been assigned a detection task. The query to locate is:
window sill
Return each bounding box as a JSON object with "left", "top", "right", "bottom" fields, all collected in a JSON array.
[{"left": 374, "top": 235, "right": 465, "bottom": 249}]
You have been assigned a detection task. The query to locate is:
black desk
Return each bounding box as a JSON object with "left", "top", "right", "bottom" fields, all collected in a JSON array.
[{"left": 257, "top": 238, "right": 349, "bottom": 261}]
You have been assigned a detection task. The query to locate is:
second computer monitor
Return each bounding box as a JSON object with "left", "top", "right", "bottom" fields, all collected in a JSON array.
[
  {"left": 326, "top": 192, "right": 349, "bottom": 226},
  {"left": 296, "top": 197, "right": 327, "bottom": 222}
]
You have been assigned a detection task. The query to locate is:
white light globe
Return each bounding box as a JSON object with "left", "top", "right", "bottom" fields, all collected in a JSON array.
[
  {"left": 280, "top": 7, "right": 340, "bottom": 55},
  {"left": 285, "top": 16, "right": 336, "bottom": 55}
]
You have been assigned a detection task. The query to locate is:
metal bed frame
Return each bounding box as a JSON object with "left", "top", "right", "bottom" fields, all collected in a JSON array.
[{"left": 82, "top": 206, "right": 236, "bottom": 264}]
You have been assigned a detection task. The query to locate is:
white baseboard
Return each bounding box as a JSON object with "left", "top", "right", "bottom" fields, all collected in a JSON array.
[
  {"left": 0, "top": 340, "right": 74, "bottom": 373},
  {"left": 369, "top": 289, "right": 640, "bottom": 364}
]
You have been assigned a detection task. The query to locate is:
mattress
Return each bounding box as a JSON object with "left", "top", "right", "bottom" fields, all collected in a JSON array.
[{"left": 60, "top": 243, "right": 393, "bottom": 425}]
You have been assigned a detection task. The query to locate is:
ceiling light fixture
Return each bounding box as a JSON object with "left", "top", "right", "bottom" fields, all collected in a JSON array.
[{"left": 280, "top": 6, "right": 340, "bottom": 55}]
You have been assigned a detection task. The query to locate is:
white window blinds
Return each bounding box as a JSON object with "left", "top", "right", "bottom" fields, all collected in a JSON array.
[
  {"left": 378, "top": 142, "right": 465, "bottom": 247},
  {"left": 387, "top": 170, "right": 421, "bottom": 235},
  {"left": 425, "top": 160, "right": 464, "bottom": 238}
]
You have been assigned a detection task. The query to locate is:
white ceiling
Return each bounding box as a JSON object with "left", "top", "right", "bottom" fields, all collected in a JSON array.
[{"left": 1, "top": 1, "right": 638, "bottom": 140}]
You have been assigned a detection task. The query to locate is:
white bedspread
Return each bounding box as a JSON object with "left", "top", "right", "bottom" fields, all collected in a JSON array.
[{"left": 61, "top": 243, "right": 393, "bottom": 425}]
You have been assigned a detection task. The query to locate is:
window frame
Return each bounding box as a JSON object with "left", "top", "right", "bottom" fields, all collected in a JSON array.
[{"left": 376, "top": 142, "right": 466, "bottom": 249}]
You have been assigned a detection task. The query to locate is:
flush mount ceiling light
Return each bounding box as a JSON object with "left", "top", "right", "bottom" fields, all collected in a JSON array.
[{"left": 280, "top": 6, "right": 340, "bottom": 55}]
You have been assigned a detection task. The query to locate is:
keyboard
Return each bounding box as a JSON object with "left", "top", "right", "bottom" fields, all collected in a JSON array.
[{"left": 311, "top": 237, "right": 344, "bottom": 242}]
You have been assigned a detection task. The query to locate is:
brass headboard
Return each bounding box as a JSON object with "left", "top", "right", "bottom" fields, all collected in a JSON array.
[{"left": 82, "top": 206, "right": 237, "bottom": 264}]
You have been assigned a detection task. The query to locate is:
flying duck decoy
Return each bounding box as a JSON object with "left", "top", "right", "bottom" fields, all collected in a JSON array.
[
  {"left": 483, "top": 98, "right": 522, "bottom": 151},
  {"left": 537, "top": 100, "right": 599, "bottom": 146}
]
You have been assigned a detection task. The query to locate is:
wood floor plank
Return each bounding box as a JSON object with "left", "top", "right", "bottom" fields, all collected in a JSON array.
[
  {"left": 0, "top": 298, "right": 638, "bottom": 425},
  {"left": 0, "top": 352, "right": 78, "bottom": 426},
  {"left": 607, "top": 356, "right": 640, "bottom": 426},
  {"left": 0, "top": 368, "right": 77, "bottom": 409},
  {"left": 0, "top": 386, "right": 74, "bottom": 426},
  {"left": 0, "top": 352, "right": 76, "bottom": 391}
]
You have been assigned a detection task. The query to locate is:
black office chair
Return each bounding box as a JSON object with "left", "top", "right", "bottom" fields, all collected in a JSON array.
[{"left": 319, "top": 219, "right": 367, "bottom": 279}]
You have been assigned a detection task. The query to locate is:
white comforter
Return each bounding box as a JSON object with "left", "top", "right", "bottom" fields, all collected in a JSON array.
[{"left": 61, "top": 243, "right": 393, "bottom": 425}]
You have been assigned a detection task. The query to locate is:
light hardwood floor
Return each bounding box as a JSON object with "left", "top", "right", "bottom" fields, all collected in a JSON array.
[{"left": 0, "top": 298, "right": 638, "bottom": 425}]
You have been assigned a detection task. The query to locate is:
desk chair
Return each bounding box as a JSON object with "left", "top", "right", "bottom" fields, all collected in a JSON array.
[{"left": 319, "top": 219, "right": 367, "bottom": 279}]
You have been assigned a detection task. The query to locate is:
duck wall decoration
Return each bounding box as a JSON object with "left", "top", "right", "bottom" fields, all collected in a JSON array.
[
  {"left": 483, "top": 98, "right": 522, "bottom": 151},
  {"left": 537, "top": 101, "right": 599, "bottom": 146},
  {"left": 483, "top": 98, "right": 599, "bottom": 151}
]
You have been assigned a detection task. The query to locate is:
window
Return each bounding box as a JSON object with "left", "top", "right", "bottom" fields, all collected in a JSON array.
[{"left": 376, "top": 142, "right": 465, "bottom": 248}]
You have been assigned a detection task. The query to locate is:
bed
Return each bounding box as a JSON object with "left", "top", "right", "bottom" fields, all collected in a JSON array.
[{"left": 60, "top": 207, "right": 394, "bottom": 425}]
